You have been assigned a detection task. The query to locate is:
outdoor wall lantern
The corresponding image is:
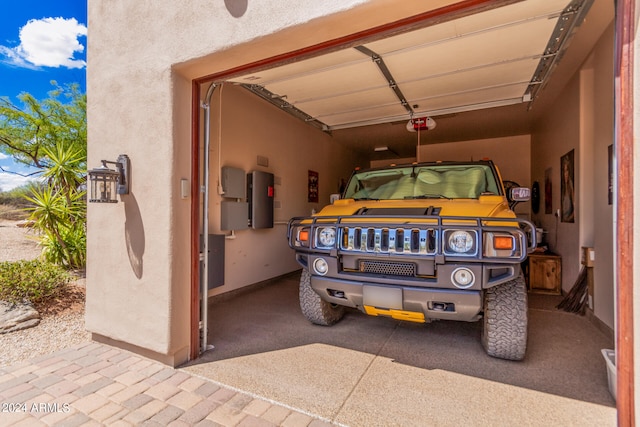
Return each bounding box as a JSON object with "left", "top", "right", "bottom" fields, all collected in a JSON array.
[{"left": 88, "top": 154, "right": 130, "bottom": 203}]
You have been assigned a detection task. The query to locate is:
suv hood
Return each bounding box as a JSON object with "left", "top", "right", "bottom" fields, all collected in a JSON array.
[{"left": 316, "top": 196, "right": 515, "bottom": 219}]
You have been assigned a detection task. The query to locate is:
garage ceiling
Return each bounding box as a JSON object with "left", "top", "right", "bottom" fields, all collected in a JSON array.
[{"left": 228, "top": 0, "right": 602, "bottom": 159}]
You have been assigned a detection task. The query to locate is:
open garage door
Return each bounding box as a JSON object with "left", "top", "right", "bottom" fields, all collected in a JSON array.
[
  {"left": 188, "top": 0, "right": 625, "bottom": 416},
  {"left": 193, "top": 0, "right": 598, "bottom": 353},
  {"left": 187, "top": 0, "right": 627, "bottom": 421},
  {"left": 227, "top": 0, "right": 591, "bottom": 143}
]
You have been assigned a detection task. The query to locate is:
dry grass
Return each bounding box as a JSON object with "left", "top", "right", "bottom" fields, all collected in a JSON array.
[{"left": 0, "top": 204, "right": 28, "bottom": 221}]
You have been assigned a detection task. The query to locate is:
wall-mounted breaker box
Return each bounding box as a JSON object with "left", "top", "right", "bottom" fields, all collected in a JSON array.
[
  {"left": 247, "top": 170, "right": 274, "bottom": 229},
  {"left": 221, "top": 166, "right": 246, "bottom": 199},
  {"left": 221, "top": 200, "right": 249, "bottom": 230},
  {"left": 200, "top": 234, "right": 224, "bottom": 289}
]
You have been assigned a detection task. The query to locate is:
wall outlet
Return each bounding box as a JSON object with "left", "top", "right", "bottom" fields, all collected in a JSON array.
[{"left": 555, "top": 208, "right": 560, "bottom": 218}]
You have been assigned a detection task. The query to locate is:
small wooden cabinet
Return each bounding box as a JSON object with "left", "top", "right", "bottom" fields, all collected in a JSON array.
[{"left": 527, "top": 253, "right": 562, "bottom": 295}]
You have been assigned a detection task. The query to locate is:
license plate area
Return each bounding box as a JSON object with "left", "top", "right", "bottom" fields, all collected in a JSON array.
[{"left": 363, "top": 285, "right": 402, "bottom": 310}]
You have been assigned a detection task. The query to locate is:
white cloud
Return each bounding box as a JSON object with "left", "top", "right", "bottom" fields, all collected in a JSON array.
[
  {"left": 0, "top": 172, "right": 37, "bottom": 192},
  {"left": 1, "top": 17, "right": 87, "bottom": 69},
  {"left": 0, "top": 153, "right": 8, "bottom": 160}
]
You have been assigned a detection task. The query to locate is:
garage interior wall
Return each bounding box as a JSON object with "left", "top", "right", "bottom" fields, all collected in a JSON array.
[
  {"left": 531, "top": 23, "right": 615, "bottom": 330},
  {"left": 417, "top": 135, "right": 531, "bottom": 217},
  {"left": 204, "top": 84, "right": 361, "bottom": 296}
]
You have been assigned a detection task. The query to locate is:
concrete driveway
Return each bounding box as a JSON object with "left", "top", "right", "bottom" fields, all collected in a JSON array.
[{"left": 182, "top": 273, "right": 616, "bottom": 426}]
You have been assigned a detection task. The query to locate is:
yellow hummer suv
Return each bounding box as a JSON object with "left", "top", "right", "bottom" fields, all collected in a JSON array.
[{"left": 287, "top": 160, "right": 535, "bottom": 360}]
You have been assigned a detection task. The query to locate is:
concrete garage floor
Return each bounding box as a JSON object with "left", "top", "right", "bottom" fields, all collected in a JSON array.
[{"left": 181, "top": 273, "right": 617, "bottom": 426}]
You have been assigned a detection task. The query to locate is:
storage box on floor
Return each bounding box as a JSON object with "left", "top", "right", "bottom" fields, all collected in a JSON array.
[{"left": 601, "top": 348, "right": 616, "bottom": 401}]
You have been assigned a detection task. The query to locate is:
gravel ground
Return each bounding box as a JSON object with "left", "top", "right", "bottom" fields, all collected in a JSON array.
[
  {"left": 0, "top": 220, "right": 41, "bottom": 262},
  {"left": 0, "top": 220, "right": 90, "bottom": 367}
]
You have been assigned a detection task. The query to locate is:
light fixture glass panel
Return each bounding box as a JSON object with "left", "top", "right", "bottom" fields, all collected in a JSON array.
[{"left": 88, "top": 165, "right": 120, "bottom": 203}]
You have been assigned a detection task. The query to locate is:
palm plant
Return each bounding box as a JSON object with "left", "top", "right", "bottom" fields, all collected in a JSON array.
[
  {"left": 1, "top": 83, "right": 87, "bottom": 269},
  {"left": 25, "top": 144, "right": 86, "bottom": 269}
]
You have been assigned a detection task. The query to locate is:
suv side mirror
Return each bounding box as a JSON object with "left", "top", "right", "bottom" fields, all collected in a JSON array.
[
  {"left": 330, "top": 193, "right": 341, "bottom": 204},
  {"left": 509, "top": 187, "right": 530, "bottom": 202}
]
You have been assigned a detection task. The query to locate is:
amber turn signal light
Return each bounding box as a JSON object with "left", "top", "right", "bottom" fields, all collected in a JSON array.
[{"left": 493, "top": 236, "right": 513, "bottom": 250}]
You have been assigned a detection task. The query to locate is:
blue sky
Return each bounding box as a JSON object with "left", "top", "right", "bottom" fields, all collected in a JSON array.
[{"left": 0, "top": 1, "right": 87, "bottom": 191}]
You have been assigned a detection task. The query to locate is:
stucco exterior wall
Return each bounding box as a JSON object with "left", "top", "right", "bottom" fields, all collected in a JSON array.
[{"left": 86, "top": 0, "right": 459, "bottom": 364}]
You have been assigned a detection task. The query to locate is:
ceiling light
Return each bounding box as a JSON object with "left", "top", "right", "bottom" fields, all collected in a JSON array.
[{"left": 374, "top": 146, "right": 389, "bottom": 152}]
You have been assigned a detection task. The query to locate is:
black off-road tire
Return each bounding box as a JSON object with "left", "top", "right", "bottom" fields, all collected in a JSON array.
[
  {"left": 482, "top": 274, "right": 528, "bottom": 360},
  {"left": 299, "top": 269, "right": 345, "bottom": 326}
]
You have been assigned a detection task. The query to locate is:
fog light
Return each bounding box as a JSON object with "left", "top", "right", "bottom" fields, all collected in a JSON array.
[
  {"left": 313, "top": 258, "right": 329, "bottom": 276},
  {"left": 451, "top": 267, "right": 475, "bottom": 288}
]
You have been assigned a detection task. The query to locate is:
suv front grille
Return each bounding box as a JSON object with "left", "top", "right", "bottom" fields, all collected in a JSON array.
[
  {"left": 341, "top": 226, "right": 436, "bottom": 254},
  {"left": 360, "top": 260, "right": 416, "bottom": 277}
]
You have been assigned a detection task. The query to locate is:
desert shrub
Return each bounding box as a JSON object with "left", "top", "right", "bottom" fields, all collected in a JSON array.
[
  {"left": 0, "top": 185, "right": 36, "bottom": 207},
  {"left": 38, "top": 221, "right": 86, "bottom": 268},
  {"left": 0, "top": 259, "right": 71, "bottom": 305},
  {"left": 0, "top": 185, "right": 36, "bottom": 220},
  {"left": 0, "top": 204, "right": 27, "bottom": 221},
  {"left": 26, "top": 182, "right": 86, "bottom": 269}
]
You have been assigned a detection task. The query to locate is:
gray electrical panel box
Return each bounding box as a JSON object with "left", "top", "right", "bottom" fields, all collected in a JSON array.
[
  {"left": 200, "top": 234, "right": 224, "bottom": 289},
  {"left": 221, "top": 201, "right": 249, "bottom": 230},
  {"left": 221, "top": 166, "right": 246, "bottom": 199},
  {"left": 247, "top": 170, "right": 274, "bottom": 229}
]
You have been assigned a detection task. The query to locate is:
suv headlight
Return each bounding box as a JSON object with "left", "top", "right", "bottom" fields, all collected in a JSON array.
[
  {"left": 446, "top": 230, "right": 476, "bottom": 254},
  {"left": 316, "top": 227, "right": 336, "bottom": 248}
]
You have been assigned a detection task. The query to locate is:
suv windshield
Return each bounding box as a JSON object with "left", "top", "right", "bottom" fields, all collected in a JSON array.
[{"left": 343, "top": 163, "right": 501, "bottom": 200}]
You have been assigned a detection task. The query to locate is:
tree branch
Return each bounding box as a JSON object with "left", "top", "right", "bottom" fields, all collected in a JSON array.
[
  {"left": 0, "top": 135, "right": 43, "bottom": 168},
  {"left": 0, "top": 165, "right": 41, "bottom": 177}
]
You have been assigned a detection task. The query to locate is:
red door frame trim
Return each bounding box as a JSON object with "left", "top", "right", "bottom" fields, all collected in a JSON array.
[{"left": 615, "top": 0, "right": 635, "bottom": 424}]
